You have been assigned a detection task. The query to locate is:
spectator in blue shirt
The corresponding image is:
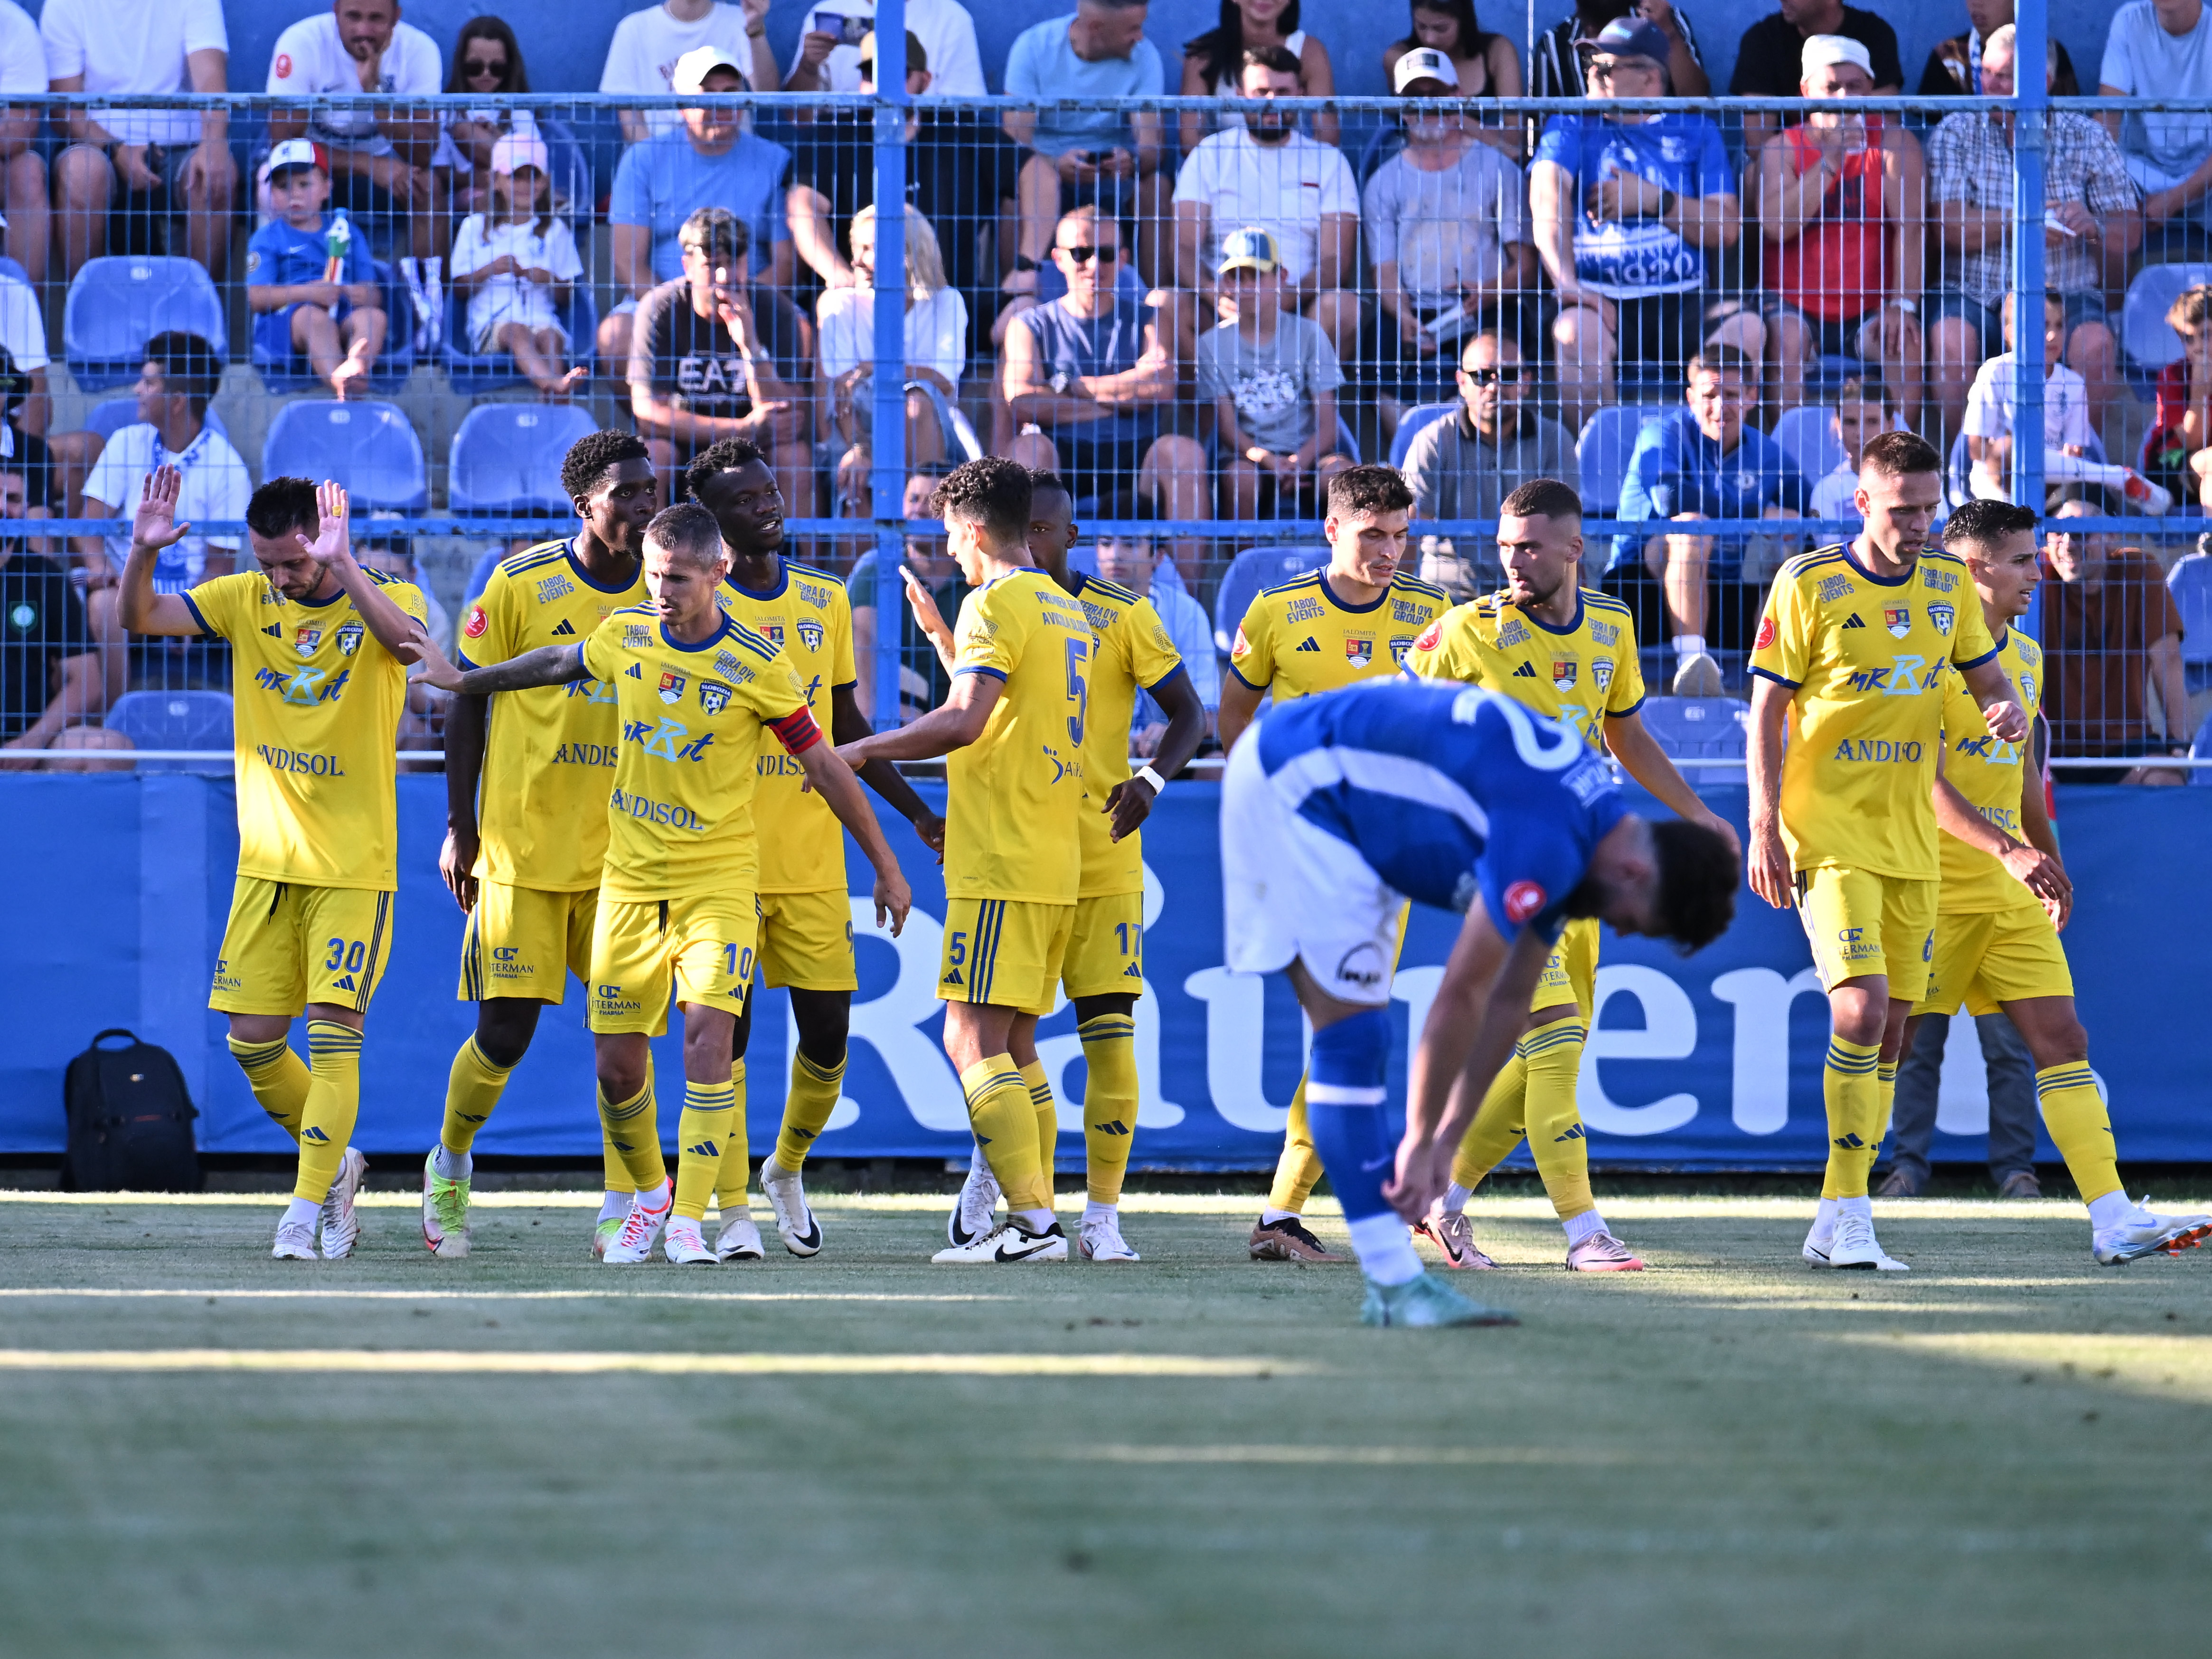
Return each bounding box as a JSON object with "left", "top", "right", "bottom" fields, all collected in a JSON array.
[
  {"left": 245, "top": 139, "right": 387, "bottom": 399},
  {"left": 1615, "top": 344, "right": 1809, "bottom": 694},
  {"left": 598, "top": 44, "right": 794, "bottom": 386},
  {"left": 1529, "top": 16, "right": 1758, "bottom": 431},
  {"left": 1002, "top": 0, "right": 1172, "bottom": 291}
]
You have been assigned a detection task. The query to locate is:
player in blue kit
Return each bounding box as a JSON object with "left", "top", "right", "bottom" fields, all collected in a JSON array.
[{"left": 1221, "top": 679, "right": 1739, "bottom": 1325}]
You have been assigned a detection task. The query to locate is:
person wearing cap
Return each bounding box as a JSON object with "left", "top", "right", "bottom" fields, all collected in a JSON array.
[
  {"left": 1751, "top": 35, "right": 1926, "bottom": 423},
  {"left": 1927, "top": 23, "right": 2140, "bottom": 448},
  {"left": 1530, "top": 0, "right": 1708, "bottom": 111},
  {"left": 1380, "top": 0, "right": 1519, "bottom": 160},
  {"left": 41, "top": 0, "right": 237, "bottom": 281},
  {"left": 1530, "top": 15, "right": 1756, "bottom": 432},
  {"left": 449, "top": 133, "right": 588, "bottom": 397},
  {"left": 627, "top": 206, "right": 812, "bottom": 517},
  {"left": 245, "top": 140, "right": 388, "bottom": 400},
  {"left": 1729, "top": 0, "right": 1901, "bottom": 152},
  {"left": 782, "top": 0, "right": 985, "bottom": 96},
  {"left": 1364, "top": 45, "right": 1536, "bottom": 402},
  {"left": 266, "top": 0, "right": 446, "bottom": 262},
  {"left": 600, "top": 43, "right": 796, "bottom": 386},
  {"left": 601, "top": 0, "right": 779, "bottom": 145},
  {"left": 1171, "top": 46, "right": 1362, "bottom": 367},
  {"left": 1200, "top": 227, "right": 1351, "bottom": 519},
  {"left": 786, "top": 28, "right": 1020, "bottom": 306}
]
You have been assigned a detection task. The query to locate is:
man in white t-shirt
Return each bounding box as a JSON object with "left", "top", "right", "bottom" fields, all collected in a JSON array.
[
  {"left": 2098, "top": 0, "right": 2212, "bottom": 234},
  {"left": 0, "top": 1, "right": 46, "bottom": 287},
  {"left": 601, "top": 0, "right": 781, "bottom": 143},
  {"left": 781, "top": 0, "right": 985, "bottom": 96},
  {"left": 41, "top": 0, "right": 237, "bottom": 280},
  {"left": 268, "top": 0, "right": 445, "bottom": 261},
  {"left": 1169, "top": 47, "right": 1361, "bottom": 365}
]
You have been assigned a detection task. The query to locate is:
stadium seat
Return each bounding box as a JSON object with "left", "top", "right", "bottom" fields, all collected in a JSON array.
[
  {"left": 1637, "top": 696, "right": 1749, "bottom": 759},
  {"left": 262, "top": 400, "right": 428, "bottom": 511},
  {"left": 1388, "top": 402, "right": 1456, "bottom": 471},
  {"left": 102, "top": 689, "right": 233, "bottom": 774},
  {"left": 63, "top": 258, "right": 227, "bottom": 392},
  {"left": 1773, "top": 405, "right": 1848, "bottom": 486},
  {"left": 2121, "top": 262, "right": 2212, "bottom": 376},
  {"left": 1212, "top": 544, "right": 1329, "bottom": 655},
  {"left": 448, "top": 403, "right": 598, "bottom": 515},
  {"left": 85, "top": 396, "right": 230, "bottom": 445},
  {"left": 1577, "top": 407, "right": 1656, "bottom": 517},
  {"left": 253, "top": 260, "right": 417, "bottom": 393},
  {"left": 442, "top": 283, "right": 600, "bottom": 389}
]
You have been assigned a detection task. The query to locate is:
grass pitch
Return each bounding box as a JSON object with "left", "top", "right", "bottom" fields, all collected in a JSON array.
[{"left": 4, "top": 1190, "right": 2212, "bottom": 1657}]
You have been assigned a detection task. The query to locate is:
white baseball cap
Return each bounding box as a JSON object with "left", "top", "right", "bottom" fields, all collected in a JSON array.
[
  {"left": 490, "top": 132, "right": 550, "bottom": 176},
  {"left": 1393, "top": 47, "right": 1457, "bottom": 94},
  {"left": 1801, "top": 34, "right": 1873, "bottom": 79},
  {"left": 670, "top": 44, "right": 748, "bottom": 95}
]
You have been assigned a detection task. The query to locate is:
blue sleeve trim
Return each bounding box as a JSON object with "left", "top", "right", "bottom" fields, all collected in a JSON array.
[
  {"left": 832, "top": 678, "right": 858, "bottom": 693},
  {"left": 1227, "top": 662, "right": 1266, "bottom": 691},
  {"left": 953, "top": 665, "right": 1007, "bottom": 682},
  {"left": 1954, "top": 646, "right": 1999, "bottom": 673},
  {"left": 1605, "top": 692, "right": 1647, "bottom": 719},
  {"left": 1142, "top": 663, "right": 1193, "bottom": 698},
  {"left": 179, "top": 592, "right": 213, "bottom": 639},
  {"left": 1747, "top": 665, "right": 1800, "bottom": 691}
]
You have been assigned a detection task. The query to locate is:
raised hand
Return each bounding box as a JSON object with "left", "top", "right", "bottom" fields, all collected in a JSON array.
[
  {"left": 305, "top": 480, "right": 353, "bottom": 570},
  {"left": 130, "top": 466, "right": 191, "bottom": 553}
]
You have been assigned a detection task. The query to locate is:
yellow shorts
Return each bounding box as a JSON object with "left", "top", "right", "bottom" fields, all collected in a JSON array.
[
  {"left": 1532, "top": 916, "right": 1600, "bottom": 1016},
  {"left": 212, "top": 878, "right": 394, "bottom": 1017},
  {"left": 1795, "top": 866, "right": 1939, "bottom": 1003},
  {"left": 588, "top": 892, "right": 760, "bottom": 1035},
  {"left": 458, "top": 882, "right": 595, "bottom": 1003},
  {"left": 939, "top": 897, "right": 1075, "bottom": 1016},
  {"left": 758, "top": 888, "right": 858, "bottom": 992},
  {"left": 1063, "top": 891, "right": 1145, "bottom": 1000},
  {"left": 1912, "top": 903, "right": 2074, "bottom": 1018}
]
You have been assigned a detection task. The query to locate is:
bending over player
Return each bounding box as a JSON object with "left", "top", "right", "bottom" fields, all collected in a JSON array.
[{"left": 1224, "top": 677, "right": 1739, "bottom": 1325}]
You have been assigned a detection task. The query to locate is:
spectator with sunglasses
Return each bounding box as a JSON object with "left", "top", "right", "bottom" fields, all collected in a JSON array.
[{"left": 433, "top": 18, "right": 546, "bottom": 219}]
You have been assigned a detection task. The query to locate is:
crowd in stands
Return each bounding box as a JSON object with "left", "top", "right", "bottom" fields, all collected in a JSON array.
[{"left": 0, "top": 0, "right": 2207, "bottom": 780}]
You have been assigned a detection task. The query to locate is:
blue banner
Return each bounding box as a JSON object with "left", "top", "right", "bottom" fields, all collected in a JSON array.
[{"left": 3, "top": 776, "right": 2206, "bottom": 1169}]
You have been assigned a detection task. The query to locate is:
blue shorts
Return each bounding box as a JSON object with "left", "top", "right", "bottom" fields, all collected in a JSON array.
[
  {"left": 1928, "top": 290, "right": 2109, "bottom": 358},
  {"left": 252, "top": 296, "right": 355, "bottom": 360}
]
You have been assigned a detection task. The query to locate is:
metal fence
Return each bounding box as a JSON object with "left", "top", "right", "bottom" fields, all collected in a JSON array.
[{"left": 0, "top": 46, "right": 2207, "bottom": 775}]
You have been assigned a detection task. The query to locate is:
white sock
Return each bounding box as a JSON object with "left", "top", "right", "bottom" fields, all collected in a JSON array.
[
  {"left": 1260, "top": 1206, "right": 1299, "bottom": 1225},
  {"left": 432, "top": 1144, "right": 470, "bottom": 1181},
  {"left": 1440, "top": 1181, "right": 1473, "bottom": 1216},
  {"left": 1013, "top": 1207, "right": 1056, "bottom": 1231},
  {"left": 1839, "top": 1195, "right": 1873, "bottom": 1220},
  {"left": 636, "top": 1181, "right": 670, "bottom": 1213},
  {"left": 968, "top": 1142, "right": 992, "bottom": 1179},
  {"left": 1563, "top": 1209, "right": 1608, "bottom": 1245},
  {"left": 1346, "top": 1213, "right": 1424, "bottom": 1285},
  {"left": 1673, "top": 633, "right": 1706, "bottom": 659},
  {"left": 598, "top": 1190, "right": 631, "bottom": 1223},
  {"left": 1082, "top": 1200, "right": 1117, "bottom": 1227},
  {"left": 666, "top": 1214, "right": 701, "bottom": 1235},
  {"left": 2087, "top": 1190, "right": 2141, "bottom": 1232},
  {"left": 762, "top": 1154, "right": 795, "bottom": 1180},
  {"left": 283, "top": 1197, "right": 320, "bottom": 1229}
]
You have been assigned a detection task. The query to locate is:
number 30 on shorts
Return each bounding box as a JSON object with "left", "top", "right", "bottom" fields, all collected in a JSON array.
[{"left": 323, "top": 936, "right": 367, "bottom": 974}]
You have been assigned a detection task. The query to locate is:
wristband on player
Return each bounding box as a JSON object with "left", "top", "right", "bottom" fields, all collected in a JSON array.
[{"left": 1133, "top": 764, "right": 1167, "bottom": 796}]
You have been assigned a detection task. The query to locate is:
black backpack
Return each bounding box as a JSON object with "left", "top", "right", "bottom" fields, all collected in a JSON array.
[{"left": 61, "top": 1029, "right": 203, "bottom": 1192}]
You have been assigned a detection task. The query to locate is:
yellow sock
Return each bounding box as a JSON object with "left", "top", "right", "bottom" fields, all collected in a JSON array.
[
  {"left": 597, "top": 1075, "right": 666, "bottom": 1193},
  {"left": 1019, "top": 1060, "right": 1058, "bottom": 1210},
  {"left": 1821, "top": 1036, "right": 1883, "bottom": 1200},
  {"left": 227, "top": 1034, "right": 308, "bottom": 1144},
  {"left": 1873, "top": 1060, "right": 1899, "bottom": 1158},
  {"left": 673, "top": 1078, "right": 737, "bottom": 1221},
  {"left": 2035, "top": 1062, "right": 2122, "bottom": 1204},
  {"left": 1266, "top": 1079, "right": 1327, "bottom": 1213},
  {"left": 1521, "top": 1021, "right": 1594, "bottom": 1221},
  {"left": 962, "top": 1058, "right": 1048, "bottom": 1212},
  {"left": 714, "top": 1060, "right": 752, "bottom": 1210},
  {"left": 293, "top": 1020, "right": 362, "bottom": 1202},
  {"left": 773, "top": 1050, "right": 845, "bottom": 1172},
  {"left": 602, "top": 1134, "right": 633, "bottom": 1196},
  {"left": 1451, "top": 1045, "right": 1530, "bottom": 1193},
  {"left": 440, "top": 1035, "right": 515, "bottom": 1155},
  {"left": 1078, "top": 1012, "right": 1138, "bottom": 1205}
]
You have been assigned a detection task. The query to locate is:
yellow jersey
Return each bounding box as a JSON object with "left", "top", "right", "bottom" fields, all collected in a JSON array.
[
  {"left": 1066, "top": 573, "right": 1183, "bottom": 899},
  {"left": 1935, "top": 625, "right": 2045, "bottom": 914},
  {"left": 183, "top": 568, "right": 427, "bottom": 891},
  {"left": 1749, "top": 543, "right": 2000, "bottom": 880},
  {"left": 1403, "top": 586, "right": 1646, "bottom": 750},
  {"left": 579, "top": 606, "right": 814, "bottom": 902},
  {"left": 1228, "top": 568, "right": 1450, "bottom": 701},
  {"left": 461, "top": 538, "right": 648, "bottom": 892},
  {"left": 945, "top": 567, "right": 1092, "bottom": 905},
  {"left": 716, "top": 560, "right": 857, "bottom": 894}
]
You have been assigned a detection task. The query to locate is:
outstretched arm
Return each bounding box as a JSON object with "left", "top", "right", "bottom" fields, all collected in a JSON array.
[
  {"left": 1604, "top": 708, "right": 1743, "bottom": 862},
  {"left": 794, "top": 738, "right": 913, "bottom": 937},
  {"left": 1103, "top": 665, "right": 1206, "bottom": 842},
  {"left": 417, "top": 638, "right": 591, "bottom": 696},
  {"left": 114, "top": 467, "right": 209, "bottom": 637},
  {"left": 836, "top": 670, "right": 1000, "bottom": 766},
  {"left": 829, "top": 680, "right": 945, "bottom": 857}
]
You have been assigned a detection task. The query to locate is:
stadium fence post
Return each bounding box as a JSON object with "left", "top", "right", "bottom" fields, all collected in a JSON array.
[
  {"left": 2011, "top": 0, "right": 2048, "bottom": 613},
  {"left": 869, "top": 0, "right": 913, "bottom": 732}
]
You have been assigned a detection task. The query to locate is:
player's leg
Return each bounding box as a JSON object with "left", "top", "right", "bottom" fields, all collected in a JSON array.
[
  {"left": 755, "top": 892, "right": 858, "bottom": 1257},
  {"left": 1063, "top": 891, "right": 1146, "bottom": 1263},
  {"left": 655, "top": 894, "right": 759, "bottom": 1265},
  {"left": 588, "top": 899, "right": 679, "bottom": 1260},
  {"left": 285, "top": 888, "right": 395, "bottom": 1261},
  {"left": 212, "top": 878, "right": 321, "bottom": 1256},
  {"left": 709, "top": 986, "right": 757, "bottom": 1259}
]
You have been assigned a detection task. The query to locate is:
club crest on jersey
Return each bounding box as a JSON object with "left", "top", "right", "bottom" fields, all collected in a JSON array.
[
  {"left": 697, "top": 680, "right": 732, "bottom": 715},
  {"left": 1927, "top": 603, "right": 1955, "bottom": 636},
  {"left": 759, "top": 620, "right": 785, "bottom": 648},
  {"left": 335, "top": 621, "right": 363, "bottom": 656},
  {"left": 1884, "top": 606, "right": 1912, "bottom": 638},
  {"left": 1552, "top": 659, "right": 1578, "bottom": 689},
  {"left": 293, "top": 624, "right": 322, "bottom": 657},
  {"left": 1343, "top": 633, "right": 1374, "bottom": 669},
  {"left": 1389, "top": 635, "right": 1414, "bottom": 665},
  {"left": 796, "top": 617, "right": 824, "bottom": 652},
  {"left": 1592, "top": 658, "right": 1615, "bottom": 691},
  {"left": 658, "top": 671, "right": 686, "bottom": 704}
]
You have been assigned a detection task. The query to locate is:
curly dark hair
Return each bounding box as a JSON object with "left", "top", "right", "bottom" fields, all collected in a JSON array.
[
  {"left": 931, "top": 457, "right": 1033, "bottom": 548},
  {"left": 1649, "top": 819, "right": 1740, "bottom": 955},
  {"left": 245, "top": 477, "right": 320, "bottom": 541},
  {"left": 1326, "top": 463, "right": 1415, "bottom": 519},
  {"left": 684, "top": 438, "right": 770, "bottom": 504},
  {"left": 559, "top": 429, "right": 651, "bottom": 504}
]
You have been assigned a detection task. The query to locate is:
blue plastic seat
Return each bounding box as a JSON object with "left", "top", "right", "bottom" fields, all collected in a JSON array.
[
  {"left": 448, "top": 403, "right": 599, "bottom": 515},
  {"left": 442, "top": 282, "right": 601, "bottom": 389},
  {"left": 1211, "top": 544, "right": 1329, "bottom": 655},
  {"left": 63, "top": 258, "right": 227, "bottom": 391},
  {"left": 1577, "top": 406, "right": 1657, "bottom": 517},
  {"left": 85, "top": 396, "right": 230, "bottom": 445},
  {"left": 2121, "top": 262, "right": 2212, "bottom": 376},
  {"left": 1636, "top": 695, "right": 1749, "bottom": 759},
  {"left": 103, "top": 689, "right": 233, "bottom": 774},
  {"left": 262, "top": 400, "right": 427, "bottom": 510},
  {"left": 1388, "top": 401, "right": 1457, "bottom": 471},
  {"left": 1773, "top": 404, "right": 1848, "bottom": 486},
  {"left": 253, "top": 260, "right": 417, "bottom": 393}
]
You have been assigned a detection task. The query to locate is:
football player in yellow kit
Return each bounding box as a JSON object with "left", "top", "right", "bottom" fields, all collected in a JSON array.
[
  {"left": 922, "top": 474, "right": 1208, "bottom": 1262},
  {"left": 687, "top": 438, "right": 947, "bottom": 1260},
  {"left": 1909, "top": 500, "right": 2211, "bottom": 1264},
  {"left": 835, "top": 458, "right": 1093, "bottom": 1263},
  {"left": 426, "top": 430, "right": 658, "bottom": 1261},
  {"left": 417, "top": 505, "right": 912, "bottom": 1265},
  {"left": 1403, "top": 477, "right": 1741, "bottom": 1271},
  {"left": 118, "top": 468, "right": 431, "bottom": 1260},
  {"left": 1218, "top": 465, "right": 1451, "bottom": 1263},
  {"left": 1747, "top": 431, "right": 2028, "bottom": 1271}
]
